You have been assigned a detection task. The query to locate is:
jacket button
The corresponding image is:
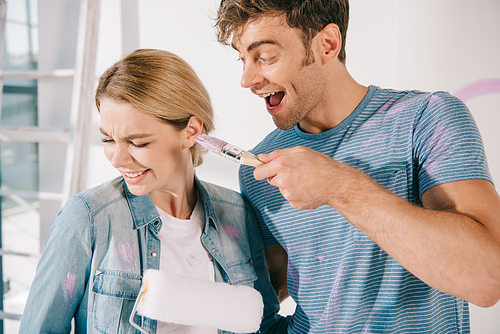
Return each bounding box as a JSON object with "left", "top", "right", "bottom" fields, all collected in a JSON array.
[
  {"left": 151, "top": 251, "right": 157, "bottom": 257},
  {"left": 154, "top": 221, "right": 159, "bottom": 227},
  {"left": 212, "top": 248, "right": 216, "bottom": 252}
]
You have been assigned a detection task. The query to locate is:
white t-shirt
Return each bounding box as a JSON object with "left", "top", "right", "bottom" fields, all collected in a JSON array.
[{"left": 155, "top": 201, "right": 219, "bottom": 334}]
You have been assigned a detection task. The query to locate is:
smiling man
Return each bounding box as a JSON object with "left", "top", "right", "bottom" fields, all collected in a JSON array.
[{"left": 215, "top": 1, "right": 500, "bottom": 333}]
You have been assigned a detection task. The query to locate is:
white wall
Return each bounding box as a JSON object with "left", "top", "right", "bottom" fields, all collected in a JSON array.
[{"left": 89, "top": 0, "right": 500, "bottom": 332}]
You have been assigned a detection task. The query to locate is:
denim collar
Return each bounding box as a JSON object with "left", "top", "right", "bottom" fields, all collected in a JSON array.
[
  {"left": 124, "top": 175, "right": 218, "bottom": 232},
  {"left": 195, "top": 176, "right": 219, "bottom": 232}
]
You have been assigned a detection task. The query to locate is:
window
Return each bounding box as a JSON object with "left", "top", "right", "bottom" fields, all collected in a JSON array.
[{"left": 0, "top": 0, "right": 39, "bottom": 332}]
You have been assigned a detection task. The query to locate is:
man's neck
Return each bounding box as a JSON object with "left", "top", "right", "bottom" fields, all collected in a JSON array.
[{"left": 299, "top": 65, "right": 369, "bottom": 134}]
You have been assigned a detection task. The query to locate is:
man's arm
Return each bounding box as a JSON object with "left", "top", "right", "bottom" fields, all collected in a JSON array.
[
  {"left": 265, "top": 243, "right": 289, "bottom": 303},
  {"left": 352, "top": 177, "right": 500, "bottom": 307},
  {"left": 254, "top": 147, "right": 500, "bottom": 307}
]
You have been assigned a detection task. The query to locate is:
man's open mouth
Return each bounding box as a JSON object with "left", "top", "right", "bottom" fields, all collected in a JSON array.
[{"left": 260, "top": 91, "right": 285, "bottom": 108}]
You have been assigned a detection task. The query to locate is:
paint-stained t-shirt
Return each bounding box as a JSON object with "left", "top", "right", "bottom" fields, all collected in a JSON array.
[{"left": 239, "top": 86, "right": 491, "bottom": 333}]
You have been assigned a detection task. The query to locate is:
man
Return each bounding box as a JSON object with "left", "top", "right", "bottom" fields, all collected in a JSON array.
[{"left": 214, "top": 0, "right": 500, "bottom": 333}]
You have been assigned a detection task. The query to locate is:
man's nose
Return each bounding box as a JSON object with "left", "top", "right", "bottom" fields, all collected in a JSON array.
[{"left": 241, "top": 62, "right": 264, "bottom": 89}]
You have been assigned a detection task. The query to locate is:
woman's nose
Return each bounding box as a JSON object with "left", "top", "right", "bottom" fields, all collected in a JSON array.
[{"left": 109, "top": 145, "right": 133, "bottom": 168}]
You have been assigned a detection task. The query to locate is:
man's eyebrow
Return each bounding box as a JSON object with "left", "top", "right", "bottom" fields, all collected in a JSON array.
[
  {"left": 232, "top": 39, "right": 278, "bottom": 53},
  {"left": 99, "top": 128, "right": 153, "bottom": 140}
]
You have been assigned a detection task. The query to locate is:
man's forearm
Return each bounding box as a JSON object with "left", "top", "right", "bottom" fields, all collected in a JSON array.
[{"left": 333, "top": 177, "right": 500, "bottom": 307}]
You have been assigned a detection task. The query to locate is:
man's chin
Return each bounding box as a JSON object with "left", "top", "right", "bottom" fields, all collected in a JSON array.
[{"left": 272, "top": 115, "right": 299, "bottom": 131}]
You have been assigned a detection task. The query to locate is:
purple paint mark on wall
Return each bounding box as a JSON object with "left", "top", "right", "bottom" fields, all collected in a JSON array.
[
  {"left": 455, "top": 79, "right": 500, "bottom": 102},
  {"left": 223, "top": 225, "right": 242, "bottom": 238}
]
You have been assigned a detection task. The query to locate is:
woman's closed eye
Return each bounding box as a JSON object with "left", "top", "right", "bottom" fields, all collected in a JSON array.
[
  {"left": 101, "top": 138, "right": 149, "bottom": 148},
  {"left": 131, "top": 141, "right": 150, "bottom": 148}
]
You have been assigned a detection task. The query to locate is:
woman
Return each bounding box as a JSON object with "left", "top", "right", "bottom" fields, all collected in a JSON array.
[{"left": 19, "top": 49, "right": 288, "bottom": 333}]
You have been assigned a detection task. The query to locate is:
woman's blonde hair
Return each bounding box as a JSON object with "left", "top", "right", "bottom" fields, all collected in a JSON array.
[{"left": 95, "top": 49, "right": 214, "bottom": 167}]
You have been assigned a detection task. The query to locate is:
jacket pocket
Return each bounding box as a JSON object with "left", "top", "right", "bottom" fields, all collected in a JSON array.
[
  {"left": 225, "top": 260, "right": 258, "bottom": 286},
  {"left": 92, "top": 270, "right": 142, "bottom": 333}
]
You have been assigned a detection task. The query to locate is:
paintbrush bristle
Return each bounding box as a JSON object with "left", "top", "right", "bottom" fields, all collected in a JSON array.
[{"left": 195, "top": 134, "right": 228, "bottom": 154}]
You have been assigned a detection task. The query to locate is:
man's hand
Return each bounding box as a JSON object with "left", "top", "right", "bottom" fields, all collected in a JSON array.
[
  {"left": 254, "top": 146, "right": 375, "bottom": 210},
  {"left": 254, "top": 146, "right": 337, "bottom": 209}
]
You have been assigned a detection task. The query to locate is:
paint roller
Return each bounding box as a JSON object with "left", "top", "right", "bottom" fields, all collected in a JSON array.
[{"left": 129, "top": 269, "right": 264, "bottom": 333}]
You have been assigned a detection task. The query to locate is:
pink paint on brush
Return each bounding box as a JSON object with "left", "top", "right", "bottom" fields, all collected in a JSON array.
[
  {"left": 195, "top": 134, "right": 264, "bottom": 167},
  {"left": 196, "top": 133, "right": 227, "bottom": 154}
]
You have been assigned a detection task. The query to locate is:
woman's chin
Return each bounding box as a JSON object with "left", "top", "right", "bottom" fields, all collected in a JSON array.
[{"left": 125, "top": 183, "right": 151, "bottom": 197}]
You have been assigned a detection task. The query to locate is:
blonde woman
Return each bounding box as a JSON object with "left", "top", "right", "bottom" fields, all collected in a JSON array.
[{"left": 20, "top": 49, "right": 289, "bottom": 334}]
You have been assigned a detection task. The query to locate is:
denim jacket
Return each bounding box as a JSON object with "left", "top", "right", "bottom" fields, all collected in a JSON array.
[{"left": 19, "top": 176, "right": 289, "bottom": 333}]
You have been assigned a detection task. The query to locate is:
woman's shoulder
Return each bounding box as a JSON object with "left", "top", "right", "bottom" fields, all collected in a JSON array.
[{"left": 73, "top": 176, "right": 126, "bottom": 210}]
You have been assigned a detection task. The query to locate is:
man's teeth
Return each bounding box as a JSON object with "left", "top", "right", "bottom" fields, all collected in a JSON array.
[
  {"left": 124, "top": 171, "right": 145, "bottom": 178},
  {"left": 258, "top": 92, "right": 278, "bottom": 98}
]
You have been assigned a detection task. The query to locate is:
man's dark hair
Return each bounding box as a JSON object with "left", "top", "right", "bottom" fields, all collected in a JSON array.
[{"left": 215, "top": 0, "right": 350, "bottom": 64}]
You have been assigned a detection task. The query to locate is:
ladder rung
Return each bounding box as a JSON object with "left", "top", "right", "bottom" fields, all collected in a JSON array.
[
  {"left": 0, "top": 127, "right": 69, "bottom": 143},
  {"left": 0, "top": 69, "right": 74, "bottom": 79},
  {"left": 0, "top": 249, "right": 40, "bottom": 259},
  {"left": 0, "top": 310, "right": 22, "bottom": 321},
  {"left": 0, "top": 189, "right": 63, "bottom": 201}
]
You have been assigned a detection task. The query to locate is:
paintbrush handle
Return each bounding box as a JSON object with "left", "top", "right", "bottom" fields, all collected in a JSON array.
[
  {"left": 240, "top": 151, "right": 264, "bottom": 167},
  {"left": 220, "top": 144, "right": 264, "bottom": 167}
]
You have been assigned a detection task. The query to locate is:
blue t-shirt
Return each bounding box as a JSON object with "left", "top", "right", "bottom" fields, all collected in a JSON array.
[{"left": 239, "top": 86, "right": 492, "bottom": 333}]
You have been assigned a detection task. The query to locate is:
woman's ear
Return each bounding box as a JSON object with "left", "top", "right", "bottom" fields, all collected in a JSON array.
[{"left": 183, "top": 115, "right": 203, "bottom": 149}]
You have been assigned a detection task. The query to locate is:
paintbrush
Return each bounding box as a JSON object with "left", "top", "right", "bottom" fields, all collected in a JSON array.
[{"left": 195, "top": 134, "right": 264, "bottom": 167}]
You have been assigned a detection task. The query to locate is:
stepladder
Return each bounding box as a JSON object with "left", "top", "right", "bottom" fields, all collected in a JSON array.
[{"left": 0, "top": 0, "right": 101, "bottom": 325}]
